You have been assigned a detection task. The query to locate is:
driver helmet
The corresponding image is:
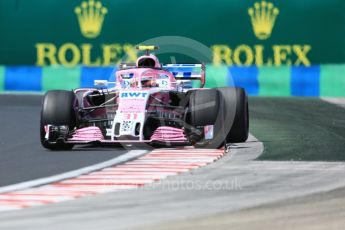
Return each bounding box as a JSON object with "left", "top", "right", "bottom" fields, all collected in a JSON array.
[{"left": 141, "top": 76, "right": 157, "bottom": 88}]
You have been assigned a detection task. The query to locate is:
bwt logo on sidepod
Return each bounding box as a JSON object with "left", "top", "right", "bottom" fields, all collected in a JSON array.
[{"left": 121, "top": 92, "right": 148, "bottom": 98}]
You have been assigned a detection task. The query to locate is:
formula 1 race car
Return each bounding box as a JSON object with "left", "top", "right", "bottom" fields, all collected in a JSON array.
[{"left": 40, "top": 45, "right": 248, "bottom": 150}]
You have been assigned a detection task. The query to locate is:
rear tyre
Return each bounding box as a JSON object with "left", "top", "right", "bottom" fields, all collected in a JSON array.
[
  {"left": 40, "top": 90, "right": 76, "bottom": 150},
  {"left": 217, "top": 87, "right": 249, "bottom": 143}
]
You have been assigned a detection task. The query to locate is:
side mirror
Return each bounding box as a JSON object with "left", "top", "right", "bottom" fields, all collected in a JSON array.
[{"left": 94, "top": 80, "right": 109, "bottom": 86}]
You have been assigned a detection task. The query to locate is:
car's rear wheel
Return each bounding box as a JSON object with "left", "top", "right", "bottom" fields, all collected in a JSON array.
[
  {"left": 218, "top": 87, "right": 249, "bottom": 143},
  {"left": 40, "top": 90, "right": 76, "bottom": 150}
]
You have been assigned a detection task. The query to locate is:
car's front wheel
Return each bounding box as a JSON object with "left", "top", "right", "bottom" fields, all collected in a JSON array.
[
  {"left": 186, "top": 87, "right": 249, "bottom": 149},
  {"left": 40, "top": 90, "right": 76, "bottom": 150}
]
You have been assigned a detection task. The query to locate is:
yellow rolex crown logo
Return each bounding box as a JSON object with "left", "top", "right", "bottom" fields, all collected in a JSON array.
[
  {"left": 75, "top": 0, "right": 108, "bottom": 39},
  {"left": 248, "top": 0, "right": 279, "bottom": 40}
]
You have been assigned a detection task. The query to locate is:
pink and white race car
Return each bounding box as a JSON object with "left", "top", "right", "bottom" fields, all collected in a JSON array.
[{"left": 40, "top": 46, "right": 248, "bottom": 150}]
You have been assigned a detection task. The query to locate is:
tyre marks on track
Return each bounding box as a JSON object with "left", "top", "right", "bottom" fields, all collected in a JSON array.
[{"left": 0, "top": 148, "right": 224, "bottom": 211}]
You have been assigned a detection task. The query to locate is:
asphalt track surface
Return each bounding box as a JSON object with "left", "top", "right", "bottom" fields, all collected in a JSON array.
[
  {"left": 141, "top": 186, "right": 345, "bottom": 230},
  {"left": 0, "top": 95, "right": 345, "bottom": 229},
  {"left": 1, "top": 133, "right": 345, "bottom": 230},
  {"left": 0, "top": 95, "right": 127, "bottom": 187},
  {"left": 249, "top": 97, "right": 345, "bottom": 161}
]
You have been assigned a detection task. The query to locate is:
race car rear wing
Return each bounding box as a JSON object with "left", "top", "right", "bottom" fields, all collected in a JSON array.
[{"left": 163, "top": 64, "right": 205, "bottom": 88}]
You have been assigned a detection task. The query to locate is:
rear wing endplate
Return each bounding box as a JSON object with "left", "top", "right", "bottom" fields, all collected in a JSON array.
[{"left": 163, "top": 64, "right": 205, "bottom": 88}]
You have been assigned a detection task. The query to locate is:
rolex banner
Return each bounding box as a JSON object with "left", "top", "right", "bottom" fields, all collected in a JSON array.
[
  {"left": 0, "top": 0, "right": 344, "bottom": 66},
  {"left": 0, "top": 0, "right": 344, "bottom": 96}
]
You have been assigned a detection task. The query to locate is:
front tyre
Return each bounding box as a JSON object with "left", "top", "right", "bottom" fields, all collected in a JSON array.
[
  {"left": 187, "top": 87, "right": 249, "bottom": 149},
  {"left": 186, "top": 89, "right": 224, "bottom": 149},
  {"left": 40, "top": 90, "right": 76, "bottom": 150}
]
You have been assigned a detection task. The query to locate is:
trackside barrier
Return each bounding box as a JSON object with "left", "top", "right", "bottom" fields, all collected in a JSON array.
[{"left": 0, "top": 65, "right": 344, "bottom": 97}]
